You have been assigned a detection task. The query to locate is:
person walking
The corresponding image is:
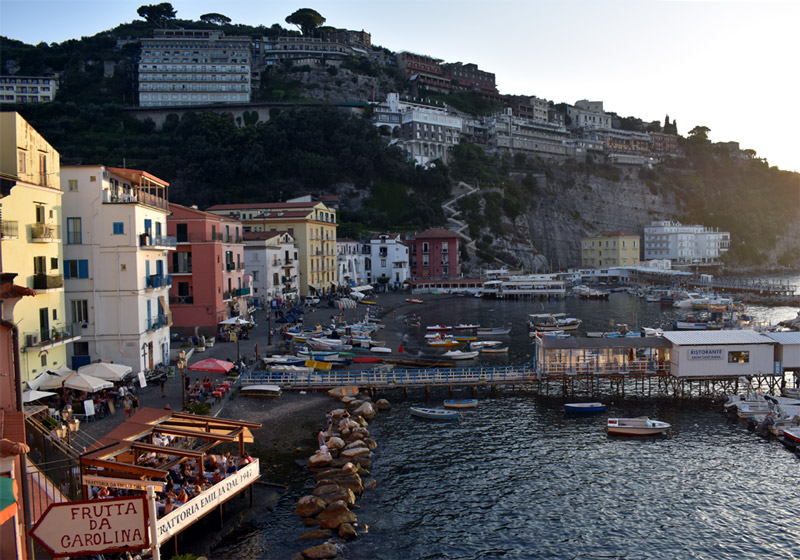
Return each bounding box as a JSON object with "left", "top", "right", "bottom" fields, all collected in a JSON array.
[
  {"left": 159, "top": 375, "right": 166, "bottom": 398},
  {"left": 123, "top": 395, "right": 132, "bottom": 420},
  {"left": 132, "top": 394, "right": 139, "bottom": 416}
]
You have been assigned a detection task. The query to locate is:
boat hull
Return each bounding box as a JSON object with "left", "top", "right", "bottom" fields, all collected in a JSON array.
[
  {"left": 328, "top": 386, "right": 359, "bottom": 398},
  {"left": 410, "top": 406, "right": 459, "bottom": 420},
  {"left": 607, "top": 417, "right": 670, "bottom": 435},
  {"left": 564, "top": 402, "right": 606, "bottom": 414},
  {"left": 240, "top": 384, "right": 282, "bottom": 398},
  {"left": 443, "top": 399, "right": 478, "bottom": 409}
]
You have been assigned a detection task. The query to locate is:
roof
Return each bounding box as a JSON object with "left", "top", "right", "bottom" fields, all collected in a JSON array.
[
  {"left": 537, "top": 337, "right": 671, "bottom": 350},
  {"left": 762, "top": 331, "right": 800, "bottom": 345},
  {"left": 242, "top": 231, "right": 281, "bottom": 241},
  {"left": 253, "top": 210, "right": 312, "bottom": 220},
  {"left": 0, "top": 409, "right": 26, "bottom": 444},
  {"left": 414, "top": 228, "right": 459, "bottom": 239},
  {"left": 662, "top": 330, "right": 775, "bottom": 346},
  {"left": 370, "top": 232, "right": 402, "bottom": 241},
  {"left": 106, "top": 167, "right": 169, "bottom": 188},
  {"left": 597, "top": 230, "right": 639, "bottom": 238},
  {"left": 206, "top": 201, "right": 326, "bottom": 212}
]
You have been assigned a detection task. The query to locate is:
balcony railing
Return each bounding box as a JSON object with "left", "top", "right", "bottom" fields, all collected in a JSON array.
[
  {"left": 170, "top": 295, "right": 194, "bottom": 305},
  {"left": 225, "top": 262, "right": 236, "bottom": 271},
  {"left": 31, "top": 223, "right": 60, "bottom": 242},
  {"left": 103, "top": 189, "right": 168, "bottom": 211},
  {"left": 223, "top": 290, "right": 233, "bottom": 300},
  {"left": 140, "top": 234, "right": 177, "bottom": 249},
  {"left": 172, "top": 264, "right": 192, "bottom": 274},
  {"left": 147, "top": 315, "right": 169, "bottom": 331},
  {"left": 32, "top": 273, "right": 64, "bottom": 290},
  {"left": 146, "top": 274, "right": 172, "bottom": 288},
  {"left": 179, "top": 232, "right": 225, "bottom": 243},
  {"left": 24, "top": 323, "right": 82, "bottom": 349},
  {"left": 1, "top": 220, "right": 19, "bottom": 239},
  {"left": 235, "top": 287, "right": 250, "bottom": 297}
]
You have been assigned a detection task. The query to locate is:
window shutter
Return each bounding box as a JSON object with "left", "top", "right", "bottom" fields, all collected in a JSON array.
[{"left": 78, "top": 259, "right": 89, "bottom": 279}]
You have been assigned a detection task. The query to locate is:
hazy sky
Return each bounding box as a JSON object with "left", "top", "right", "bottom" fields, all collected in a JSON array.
[{"left": 1, "top": 0, "right": 797, "bottom": 171}]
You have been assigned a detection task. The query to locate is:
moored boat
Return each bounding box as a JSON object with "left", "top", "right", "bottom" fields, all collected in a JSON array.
[
  {"left": 477, "top": 325, "right": 511, "bottom": 336},
  {"left": 328, "top": 386, "right": 359, "bottom": 398},
  {"left": 454, "top": 323, "right": 480, "bottom": 330},
  {"left": 427, "top": 336, "right": 460, "bottom": 347},
  {"left": 470, "top": 340, "right": 502, "bottom": 349},
  {"left": 607, "top": 417, "right": 670, "bottom": 435},
  {"left": 406, "top": 298, "right": 424, "bottom": 304},
  {"left": 443, "top": 399, "right": 478, "bottom": 409},
  {"left": 481, "top": 345, "right": 508, "bottom": 353},
  {"left": 240, "top": 384, "right": 282, "bottom": 398},
  {"left": 442, "top": 350, "right": 479, "bottom": 360},
  {"left": 528, "top": 313, "right": 582, "bottom": 332},
  {"left": 410, "top": 407, "right": 459, "bottom": 420},
  {"left": 564, "top": 402, "right": 606, "bottom": 414},
  {"left": 426, "top": 324, "right": 452, "bottom": 332}
]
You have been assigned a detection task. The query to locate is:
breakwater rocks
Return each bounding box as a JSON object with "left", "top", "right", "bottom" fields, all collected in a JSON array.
[{"left": 293, "top": 394, "right": 392, "bottom": 560}]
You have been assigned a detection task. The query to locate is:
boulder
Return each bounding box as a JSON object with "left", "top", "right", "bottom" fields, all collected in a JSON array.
[
  {"left": 329, "top": 472, "right": 363, "bottom": 496},
  {"left": 298, "top": 529, "right": 332, "bottom": 541},
  {"left": 341, "top": 462, "right": 359, "bottom": 474},
  {"left": 363, "top": 438, "right": 378, "bottom": 450},
  {"left": 355, "top": 415, "right": 370, "bottom": 427},
  {"left": 294, "top": 495, "right": 326, "bottom": 518},
  {"left": 314, "top": 485, "right": 356, "bottom": 506},
  {"left": 301, "top": 541, "right": 338, "bottom": 559},
  {"left": 307, "top": 450, "right": 332, "bottom": 469},
  {"left": 338, "top": 522, "right": 358, "bottom": 540},
  {"left": 302, "top": 518, "right": 320, "bottom": 527},
  {"left": 362, "top": 477, "right": 377, "bottom": 491},
  {"left": 325, "top": 436, "right": 345, "bottom": 451},
  {"left": 316, "top": 500, "right": 357, "bottom": 530},
  {"left": 347, "top": 399, "right": 364, "bottom": 409},
  {"left": 353, "top": 402, "right": 376, "bottom": 420},
  {"left": 343, "top": 439, "right": 367, "bottom": 450},
  {"left": 352, "top": 457, "right": 372, "bottom": 469},
  {"left": 374, "top": 398, "right": 392, "bottom": 410}
]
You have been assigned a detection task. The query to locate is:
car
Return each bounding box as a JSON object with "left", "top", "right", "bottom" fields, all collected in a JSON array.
[{"left": 304, "top": 296, "right": 320, "bottom": 305}]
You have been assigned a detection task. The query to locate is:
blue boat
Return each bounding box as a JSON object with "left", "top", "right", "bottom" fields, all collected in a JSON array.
[
  {"left": 443, "top": 399, "right": 478, "bottom": 409},
  {"left": 564, "top": 402, "right": 606, "bottom": 414},
  {"left": 410, "top": 407, "right": 459, "bottom": 420}
]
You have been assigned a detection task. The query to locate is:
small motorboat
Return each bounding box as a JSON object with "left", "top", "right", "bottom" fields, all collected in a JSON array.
[
  {"left": 452, "top": 335, "right": 478, "bottom": 342},
  {"left": 470, "top": 340, "right": 502, "bottom": 350},
  {"left": 305, "top": 360, "right": 333, "bottom": 371},
  {"left": 564, "top": 402, "right": 606, "bottom": 414},
  {"left": 410, "top": 407, "right": 459, "bottom": 420},
  {"left": 442, "top": 350, "right": 479, "bottom": 360},
  {"left": 481, "top": 345, "right": 508, "bottom": 353},
  {"left": 406, "top": 298, "right": 424, "bottom": 304},
  {"left": 328, "top": 386, "right": 359, "bottom": 398},
  {"left": 607, "top": 417, "right": 671, "bottom": 436},
  {"left": 240, "top": 384, "right": 282, "bottom": 398},
  {"left": 426, "top": 324, "right": 453, "bottom": 332},
  {"left": 476, "top": 326, "right": 511, "bottom": 336},
  {"left": 370, "top": 346, "right": 392, "bottom": 353},
  {"left": 781, "top": 426, "right": 800, "bottom": 447},
  {"left": 443, "top": 399, "right": 478, "bottom": 409},
  {"left": 427, "top": 336, "right": 460, "bottom": 347},
  {"left": 454, "top": 323, "right": 479, "bottom": 330}
]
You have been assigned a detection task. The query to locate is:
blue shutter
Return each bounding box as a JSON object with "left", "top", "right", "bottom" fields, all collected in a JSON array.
[
  {"left": 78, "top": 260, "right": 89, "bottom": 279},
  {"left": 64, "top": 260, "right": 71, "bottom": 280},
  {"left": 156, "top": 260, "right": 163, "bottom": 276},
  {"left": 144, "top": 219, "right": 152, "bottom": 233}
]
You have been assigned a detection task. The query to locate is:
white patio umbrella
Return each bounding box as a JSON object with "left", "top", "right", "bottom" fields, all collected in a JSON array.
[
  {"left": 78, "top": 362, "right": 132, "bottom": 382},
  {"left": 22, "top": 390, "right": 57, "bottom": 403},
  {"left": 37, "top": 372, "right": 112, "bottom": 393},
  {"left": 27, "top": 370, "right": 69, "bottom": 391},
  {"left": 219, "top": 316, "right": 254, "bottom": 326}
]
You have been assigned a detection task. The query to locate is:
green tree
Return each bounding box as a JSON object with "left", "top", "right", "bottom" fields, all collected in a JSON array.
[
  {"left": 137, "top": 3, "right": 176, "bottom": 27},
  {"left": 688, "top": 125, "right": 710, "bottom": 142},
  {"left": 199, "top": 13, "right": 231, "bottom": 25},
  {"left": 285, "top": 8, "right": 326, "bottom": 36}
]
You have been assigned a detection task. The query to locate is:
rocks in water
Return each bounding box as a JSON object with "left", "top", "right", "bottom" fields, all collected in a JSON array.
[
  {"left": 316, "top": 499, "right": 357, "bottom": 530},
  {"left": 307, "top": 450, "right": 332, "bottom": 469},
  {"left": 312, "top": 483, "right": 356, "bottom": 506},
  {"left": 294, "top": 495, "right": 326, "bottom": 518},
  {"left": 338, "top": 522, "right": 358, "bottom": 540},
  {"left": 362, "top": 477, "right": 377, "bottom": 491},
  {"left": 374, "top": 398, "right": 392, "bottom": 410},
  {"left": 298, "top": 528, "right": 332, "bottom": 541},
  {"left": 301, "top": 541, "right": 338, "bottom": 559},
  {"left": 353, "top": 402, "right": 376, "bottom": 420}
]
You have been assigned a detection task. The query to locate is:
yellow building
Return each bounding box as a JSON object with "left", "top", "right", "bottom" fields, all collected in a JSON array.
[
  {"left": 0, "top": 112, "right": 76, "bottom": 384},
  {"left": 581, "top": 231, "right": 640, "bottom": 268},
  {"left": 205, "top": 198, "right": 337, "bottom": 297}
]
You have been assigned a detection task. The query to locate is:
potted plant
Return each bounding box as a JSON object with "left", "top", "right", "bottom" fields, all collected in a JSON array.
[
  {"left": 195, "top": 339, "right": 206, "bottom": 352},
  {"left": 204, "top": 335, "right": 215, "bottom": 348}
]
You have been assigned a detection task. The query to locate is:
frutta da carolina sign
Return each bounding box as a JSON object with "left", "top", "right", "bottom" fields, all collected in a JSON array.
[{"left": 30, "top": 495, "right": 149, "bottom": 557}]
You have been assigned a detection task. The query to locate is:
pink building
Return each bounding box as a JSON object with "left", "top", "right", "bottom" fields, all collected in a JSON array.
[
  {"left": 167, "top": 204, "right": 249, "bottom": 337},
  {"left": 409, "top": 228, "right": 460, "bottom": 279}
]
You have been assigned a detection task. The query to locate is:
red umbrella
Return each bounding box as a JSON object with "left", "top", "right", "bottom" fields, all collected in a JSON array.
[{"left": 188, "top": 358, "right": 235, "bottom": 374}]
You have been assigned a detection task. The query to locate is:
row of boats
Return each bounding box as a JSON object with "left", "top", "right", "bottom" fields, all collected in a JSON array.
[
  {"left": 423, "top": 323, "right": 512, "bottom": 358},
  {"left": 722, "top": 387, "right": 800, "bottom": 450}
]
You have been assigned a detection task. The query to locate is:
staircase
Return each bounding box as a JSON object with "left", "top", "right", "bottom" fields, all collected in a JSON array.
[{"left": 443, "top": 181, "right": 479, "bottom": 250}]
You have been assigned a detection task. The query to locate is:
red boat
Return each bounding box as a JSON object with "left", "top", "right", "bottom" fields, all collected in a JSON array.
[{"left": 353, "top": 356, "right": 383, "bottom": 363}]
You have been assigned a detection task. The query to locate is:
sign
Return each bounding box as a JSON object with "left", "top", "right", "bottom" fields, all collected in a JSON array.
[
  {"left": 30, "top": 495, "right": 149, "bottom": 557},
  {"left": 156, "top": 459, "right": 259, "bottom": 545},
  {"left": 137, "top": 370, "right": 148, "bottom": 388},
  {"left": 82, "top": 475, "right": 165, "bottom": 492},
  {"left": 688, "top": 348, "right": 724, "bottom": 360}
]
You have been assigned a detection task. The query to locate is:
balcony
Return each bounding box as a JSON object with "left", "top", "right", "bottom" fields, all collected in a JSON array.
[
  {"left": 146, "top": 274, "right": 172, "bottom": 289},
  {"left": 147, "top": 315, "right": 169, "bottom": 331},
  {"left": 223, "top": 290, "right": 233, "bottom": 301},
  {"left": 235, "top": 287, "right": 250, "bottom": 297},
  {"left": 24, "top": 323, "right": 82, "bottom": 349},
  {"left": 172, "top": 264, "right": 192, "bottom": 274},
  {"left": 170, "top": 295, "right": 194, "bottom": 305},
  {"left": 140, "top": 233, "right": 177, "bottom": 249},
  {"left": 225, "top": 262, "right": 236, "bottom": 271},
  {"left": 32, "top": 273, "right": 63, "bottom": 290},
  {"left": 31, "top": 223, "right": 60, "bottom": 242},
  {"left": 103, "top": 189, "right": 168, "bottom": 211},
  {"left": 1, "top": 220, "right": 19, "bottom": 239}
]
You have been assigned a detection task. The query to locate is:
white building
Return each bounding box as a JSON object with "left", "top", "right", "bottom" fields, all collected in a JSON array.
[
  {"left": 60, "top": 165, "right": 175, "bottom": 373},
  {"left": 487, "top": 109, "right": 569, "bottom": 158},
  {"left": 368, "top": 233, "right": 409, "bottom": 288},
  {"left": 0, "top": 75, "right": 58, "bottom": 104},
  {"left": 138, "top": 29, "right": 252, "bottom": 107},
  {"left": 337, "top": 238, "right": 368, "bottom": 288},
  {"left": 372, "top": 93, "right": 462, "bottom": 166},
  {"left": 644, "top": 220, "right": 731, "bottom": 264},
  {"left": 243, "top": 231, "right": 299, "bottom": 305},
  {"left": 663, "top": 331, "right": 775, "bottom": 379},
  {"left": 567, "top": 100, "right": 612, "bottom": 129}
]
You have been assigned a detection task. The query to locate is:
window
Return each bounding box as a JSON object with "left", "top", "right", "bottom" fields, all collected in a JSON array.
[
  {"left": 68, "top": 179, "right": 78, "bottom": 191},
  {"left": 18, "top": 151, "right": 27, "bottom": 174},
  {"left": 71, "top": 299, "right": 88, "bottom": 324},
  {"left": 728, "top": 351, "right": 749, "bottom": 364},
  {"left": 64, "top": 259, "right": 89, "bottom": 279},
  {"left": 113, "top": 222, "right": 124, "bottom": 235},
  {"left": 66, "top": 217, "right": 82, "bottom": 244},
  {"left": 33, "top": 256, "right": 45, "bottom": 275}
]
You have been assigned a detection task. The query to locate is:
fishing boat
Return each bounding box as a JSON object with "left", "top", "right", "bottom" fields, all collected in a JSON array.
[
  {"left": 481, "top": 345, "right": 508, "bottom": 353},
  {"left": 426, "top": 324, "right": 453, "bottom": 332},
  {"left": 443, "top": 399, "right": 478, "bottom": 409},
  {"left": 240, "top": 384, "right": 282, "bottom": 398},
  {"left": 328, "top": 386, "right": 359, "bottom": 398},
  {"left": 442, "top": 350, "right": 479, "bottom": 360},
  {"left": 427, "top": 336, "right": 460, "bottom": 347},
  {"left": 410, "top": 407, "right": 459, "bottom": 420},
  {"left": 564, "top": 402, "right": 606, "bottom": 414},
  {"left": 470, "top": 340, "right": 502, "bottom": 349},
  {"left": 452, "top": 335, "right": 478, "bottom": 342},
  {"left": 406, "top": 298, "right": 424, "bottom": 304},
  {"left": 527, "top": 313, "right": 582, "bottom": 332},
  {"left": 454, "top": 323, "right": 480, "bottom": 330},
  {"left": 477, "top": 326, "right": 511, "bottom": 336},
  {"left": 607, "top": 417, "right": 671, "bottom": 435}
]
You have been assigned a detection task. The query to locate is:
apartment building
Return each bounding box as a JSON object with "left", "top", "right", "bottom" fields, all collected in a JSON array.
[
  {"left": 372, "top": 93, "right": 463, "bottom": 166},
  {"left": 60, "top": 165, "right": 174, "bottom": 371},
  {"left": 0, "top": 112, "right": 75, "bottom": 384},
  {"left": 166, "top": 204, "right": 249, "bottom": 337},
  {"left": 644, "top": 220, "right": 731, "bottom": 264},
  {"left": 502, "top": 95, "right": 550, "bottom": 123},
  {"left": 441, "top": 62, "right": 498, "bottom": 99},
  {"left": 369, "top": 233, "right": 409, "bottom": 288},
  {"left": 408, "top": 228, "right": 460, "bottom": 279},
  {"left": 205, "top": 197, "right": 338, "bottom": 297},
  {"left": 337, "top": 238, "right": 369, "bottom": 288},
  {"left": 138, "top": 29, "right": 252, "bottom": 107},
  {"left": 487, "top": 109, "right": 570, "bottom": 158},
  {"left": 243, "top": 230, "right": 299, "bottom": 305},
  {"left": 395, "top": 51, "right": 450, "bottom": 92},
  {"left": 0, "top": 75, "right": 58, "bottom": 104},
  {"left": 581, "top": 231, "right": 641, "bottom": 268},
  {"left": 253, "top": 36, "right": 357, "bottom": 69},
  {"left": 567, "top": 100, "right": 612, "bottom": 129}
]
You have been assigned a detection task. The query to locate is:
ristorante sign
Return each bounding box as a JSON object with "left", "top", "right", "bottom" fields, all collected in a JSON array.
[
  {"left": 156, "top": 459, "right": 259, "bottom": 545},
  {"left": 688, "top": 348, "right": 724, "bottom": 360}
]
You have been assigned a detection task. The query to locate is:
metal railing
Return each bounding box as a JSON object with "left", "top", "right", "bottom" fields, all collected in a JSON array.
[
  {"left": 145, "top": 273, "right": 173, "bottom": 288},
  {"left": 32, "top": 273, "right": 63, "bottom": 290},
  {"left": 170, "top": 295, "right": 194, "bottom": 304},
  {"left": 31, "top": 222, "right": 60, "bottom": 241},
  {"left": 235, "top": 287, "right": 251, "bottom": 296},
  {"left": 140, "top": 233, "right": 177, "bottom": 248}
]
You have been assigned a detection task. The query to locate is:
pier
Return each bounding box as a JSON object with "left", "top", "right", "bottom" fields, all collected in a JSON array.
[{"left": 628, "top": 269, "right": 797, "bottom": 297}]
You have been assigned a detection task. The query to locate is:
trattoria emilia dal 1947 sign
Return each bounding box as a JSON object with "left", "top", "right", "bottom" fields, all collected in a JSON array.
[{"left": 30, "top": 495, "right": 149, "bottom": 557}]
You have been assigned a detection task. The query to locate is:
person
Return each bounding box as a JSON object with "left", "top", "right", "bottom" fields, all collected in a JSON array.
[
  {"left": 163, "top": 496, "right": 175, "bottom": 515},
  {"left": 325, "top": 412, "right": 333, "bottom": 435},
  {"left": 211, "top": 469, "right": 224, "bottom": 484},
  {"left": 122, "top": 396, "right": 132, "bottom": 420},
  {"left": 318, "top": 430, "right": 326, "bottom": 449},
  {"left": 159, "top": 375, "right": 166, "bottom": 397},
  {"left": 132, "top": 394, "right": 139, "bottom": 416}
]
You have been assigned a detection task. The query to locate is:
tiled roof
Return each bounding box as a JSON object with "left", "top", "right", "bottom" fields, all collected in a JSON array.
[
  {"left": 414, "top": 228, "right": 458, "bottom": 239},
  {"left": 0, "top": 409, "right": 26, "bottom": 444},
  {"left": 206, "top": 202, "right": 322, "bottom": 211}
]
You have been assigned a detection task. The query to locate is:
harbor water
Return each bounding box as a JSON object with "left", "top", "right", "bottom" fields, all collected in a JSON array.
[{"left": 212, "top": 291, "right": 800, "bottom": 559}]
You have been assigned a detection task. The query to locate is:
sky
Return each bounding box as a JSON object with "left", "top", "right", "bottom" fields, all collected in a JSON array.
[{"left": 1, "top": 0, "right": 798, "bottom": 172}]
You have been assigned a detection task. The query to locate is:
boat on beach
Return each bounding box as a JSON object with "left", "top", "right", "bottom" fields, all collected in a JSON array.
[
  {"left": 406, "top": 298, "right": 424, "bottom": 304},
  {"left": 443, "top": 399, "right": 478, "bottom": 409},
  {"left": 240, "top": 384, "right": 282, "bottom": 398},
  {"left": 564, "top": 402, "right": 606, "bottom": 414},
  {"left": 328, "top": 386, "right": 359, "bottom": 398},
  {"left": 607, "top": 417, "right": 671, "bottom": 435},
  {"left": 410, "top": 407, "right": 459, "bottom": 420}
]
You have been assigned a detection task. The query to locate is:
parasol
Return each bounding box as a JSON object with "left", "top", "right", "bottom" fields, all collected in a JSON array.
[
  {"left": 187, "top": 358, "right": 235, "bottom": 374},
  {"left": 78, "top": 362, "right": 132, "bottom": 382}
]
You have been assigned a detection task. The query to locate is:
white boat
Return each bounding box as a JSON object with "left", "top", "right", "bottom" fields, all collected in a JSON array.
[
  {"left": 477, "top": 326, "right": 511, "bottom": 336},
  {"left": 370, "top": 346, "right": 392, "bottom": 353},
  {"left": 607, "top": 417, "right": 671, "bottom": 435},
  {"left": 470, "top": 340, "right": 502, "bottom": 349},
  {"left": 240, "top": 384, "right": 282, "bottom": 397},
  {"left": 443, "top": 399, "right": 478, "bottom": 409},
  {"left": 527, "top": 313, "right": 582, "bottom": 332},
  {"left": 565, "top": 402, "right": 606, "bottom": 414},
  {"left": 267, "top": 364, "right": 314, "bottom": 374},
  {"left": 410, "top": 407, "right": 459, "bottom": 420},
  {"left": 442, "top": 350, "right": 479, "bottom": 360},
  {"left": 481, "top": 346, "right": 508, "bottom": 353},
  {"left": 783, "top": 387, "right": 800, "bottom": 399},
  {"left": 426, "top": 324, "right": 452, "bottom": 332},
  {"left": 454, "top": 323, "right": 479, "bottom": 330},
  {"left": 782, "top": 426, "right": 800, "bottom": 447}
]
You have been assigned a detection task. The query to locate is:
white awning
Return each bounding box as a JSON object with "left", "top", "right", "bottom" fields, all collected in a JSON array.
[{"left": 351, "top": 285, "right": 374, "bottom": 293}]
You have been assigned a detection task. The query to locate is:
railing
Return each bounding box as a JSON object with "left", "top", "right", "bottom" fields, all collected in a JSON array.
[
  {"left": 170, "top": 295, "right": 194, "bottom": 304},
  {"left": 1, "top": 220, "right": 19, "bottom": 238},
  {"left": 24, "top": 323, "right": 82, "bottom": 348},
  {"left": 146, "top": 273, "right": 172, "bottom": 288},
  {"left": 140, "top": 233, "right": 177, "bottom": 248},
  {"left": 223, "top": 290, "right": 233, "bottom": 300},
  {"left": 235, "top": 287, "right": 251, "bottom": 296},
  {"left": 148, "top": 315, "right": 169, "bottom": 331},
  {"left": 31, "top": 222, "right": 60, "bottom": 241},
  {"left": 172, "top": 264, "right": 192, "bottom": 273},
  {"left": 180, "top": 232, "right": 224, "bottom": 243},
  {"left": 32, "top": 273, "right": 63, "bottom": 290}
]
